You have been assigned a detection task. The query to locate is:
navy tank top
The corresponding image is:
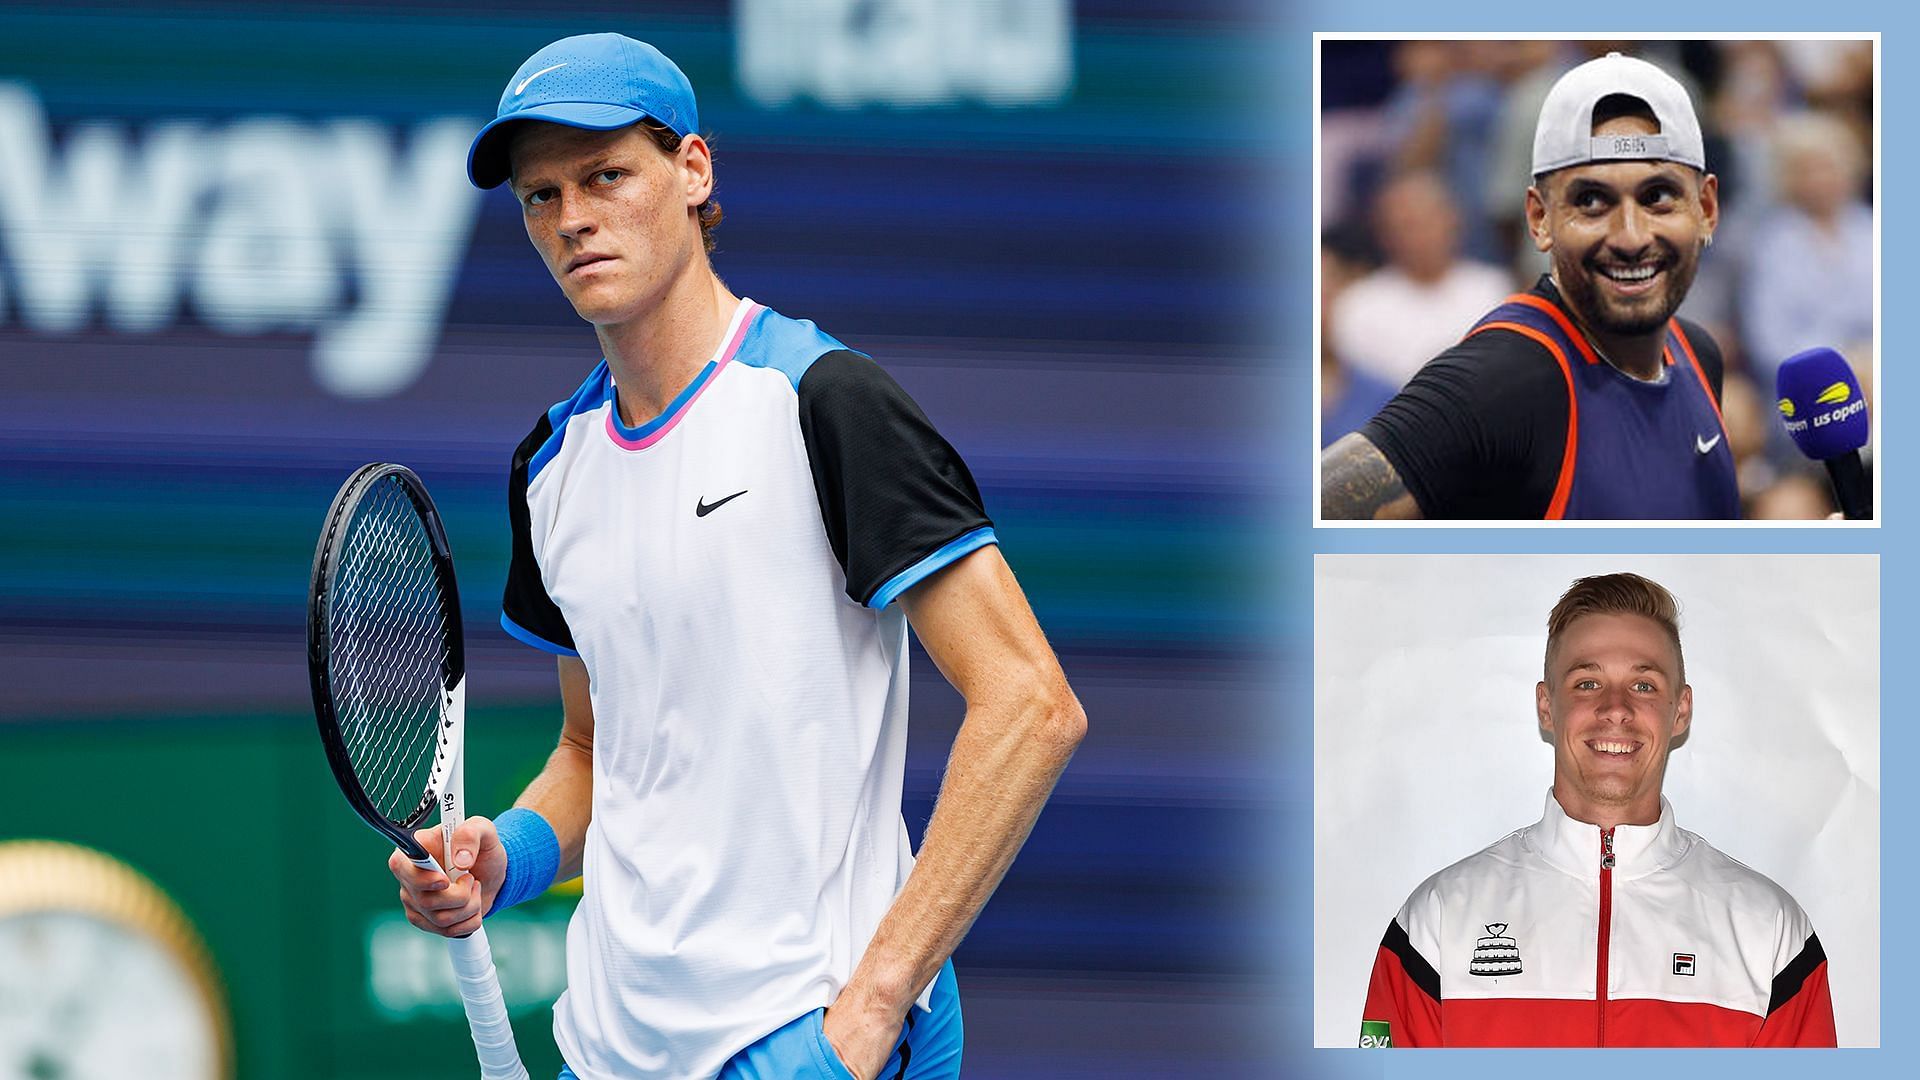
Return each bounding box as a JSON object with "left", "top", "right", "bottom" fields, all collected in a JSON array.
[{"left": 1466, "top": 294, "right": 1739, "bottom": 520}]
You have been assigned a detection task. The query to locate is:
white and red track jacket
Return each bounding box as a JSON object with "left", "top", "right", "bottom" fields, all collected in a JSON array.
[{"left": 1360, "top": 794, "right": 1836, "bottom": 1047}]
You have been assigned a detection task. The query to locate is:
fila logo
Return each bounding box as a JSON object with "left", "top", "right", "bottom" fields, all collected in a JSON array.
[{"left": 1672, "top": 952, "right": 1696, "bottom": 976}]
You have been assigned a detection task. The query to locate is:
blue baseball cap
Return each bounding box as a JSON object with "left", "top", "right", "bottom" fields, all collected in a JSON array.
[{"left": 467, "top": 33, "right": 699, "bottom": 190}]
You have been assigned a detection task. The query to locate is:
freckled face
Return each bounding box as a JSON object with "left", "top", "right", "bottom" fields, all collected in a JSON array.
[
  {"left": 1537, "top": 612, "right": 1692, "bottom": 825},
  {"left": 508, "top": 123, "right": 706, "bottom": 326}
]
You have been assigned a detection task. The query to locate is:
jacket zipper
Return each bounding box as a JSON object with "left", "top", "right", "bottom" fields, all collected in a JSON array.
[{"left": 1598, "top": 826, "right": 1615, "bottom": 1046}]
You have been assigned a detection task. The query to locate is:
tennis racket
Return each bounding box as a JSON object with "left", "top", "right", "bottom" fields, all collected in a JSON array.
[{"left": 306, "top": 462, "right": 530, "bottom": 1080}]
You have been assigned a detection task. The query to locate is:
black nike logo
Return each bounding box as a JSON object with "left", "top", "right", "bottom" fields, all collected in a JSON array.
[{"left": 695, "top": 490, "right": 747, "bottom": 517}]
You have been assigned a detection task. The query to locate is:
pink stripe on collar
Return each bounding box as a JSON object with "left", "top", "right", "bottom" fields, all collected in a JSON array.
[{"left": 604, "top": 301, "right": 763, "bottom": 451}]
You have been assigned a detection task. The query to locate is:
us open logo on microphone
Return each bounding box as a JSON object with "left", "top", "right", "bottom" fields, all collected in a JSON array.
[{"left": 1779, "top": 381, "right": 1867, "bottom": 436}]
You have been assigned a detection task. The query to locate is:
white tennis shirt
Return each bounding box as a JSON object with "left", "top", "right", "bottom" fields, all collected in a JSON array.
[{"left": 500, "top": 298, "right": 996, "bottom": 1079}]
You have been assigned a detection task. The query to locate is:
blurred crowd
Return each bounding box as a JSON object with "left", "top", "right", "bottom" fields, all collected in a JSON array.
[{"left": 1319, "top": 39, "right": 1874, "bottom": 519}]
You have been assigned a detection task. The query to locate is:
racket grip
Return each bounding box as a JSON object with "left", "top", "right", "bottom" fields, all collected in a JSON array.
[{"left": 446, "top": 928, "right": 531, "bottom": 1080}]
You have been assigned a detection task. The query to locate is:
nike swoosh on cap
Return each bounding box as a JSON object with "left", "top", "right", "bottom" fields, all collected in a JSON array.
[{"left": 516, "top": 62, "right": 568, "bottom": 96}]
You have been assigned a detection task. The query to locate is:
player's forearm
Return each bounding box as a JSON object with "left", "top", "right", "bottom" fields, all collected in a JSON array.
[
  {"left": 845, "top": 678, "right": 1085, "bottom": 1012},
  {"left": 514, "top": 735, "right": 594, "bottom": 881},
  {"left": 1321, "top": 432, "right": 1424, "bottom": 519}
]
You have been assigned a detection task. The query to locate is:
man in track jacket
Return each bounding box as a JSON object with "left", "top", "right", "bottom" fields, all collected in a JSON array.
[{"left": 1359, "top": 573, "right": 1836, "bottom": 1047}]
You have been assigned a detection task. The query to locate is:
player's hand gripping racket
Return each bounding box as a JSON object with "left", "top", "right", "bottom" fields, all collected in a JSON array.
[{"left": 307, "top": 463, "right": 530, "bottom": 1080}]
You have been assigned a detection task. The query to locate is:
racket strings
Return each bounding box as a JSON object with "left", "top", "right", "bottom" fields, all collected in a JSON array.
[
  {"left": 327, "top": 477, "right": 451, "bottom": 825},
  {"left": 339, "top": 504, "right": 443, "bottom": 818},
  {"left": 338, "top": 527, "right": 439, "bottom": 809},
  {"left": 343, "top": 505, "right": 444, "bottom": 811}
]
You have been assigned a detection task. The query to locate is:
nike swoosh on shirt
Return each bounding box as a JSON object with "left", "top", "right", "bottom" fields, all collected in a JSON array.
[
  {"left": 696, "top": 490, "right": 747, "bottom": 517},
  {"left": 1695, "top": 433, "right": 1723, "bottom": 454},
  {"left": 516, "top": 63, "right": 568, "bottom": 95}
]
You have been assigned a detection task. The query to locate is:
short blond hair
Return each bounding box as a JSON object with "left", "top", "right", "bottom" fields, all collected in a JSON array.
[{"left": 1545, "top": 573, "right": 1684, "bottom": 680}]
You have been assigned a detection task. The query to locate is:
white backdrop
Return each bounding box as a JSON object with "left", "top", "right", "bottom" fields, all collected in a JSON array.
[{"left": 1312, "top": 554, "right": 1879, "bottom": 1047}]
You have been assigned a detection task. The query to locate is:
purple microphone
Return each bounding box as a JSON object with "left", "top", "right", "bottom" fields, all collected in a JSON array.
[{"left": 1775, "top": 347, "right": 1870, "bottom": 519}]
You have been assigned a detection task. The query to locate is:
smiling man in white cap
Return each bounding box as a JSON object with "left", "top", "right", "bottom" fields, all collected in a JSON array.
[
  {"left": 386, "top": 33, "right": 1085, "bottom": 1080},
  {"left": 1323, "top": 52, "right": 1739, "bottom": 520}
]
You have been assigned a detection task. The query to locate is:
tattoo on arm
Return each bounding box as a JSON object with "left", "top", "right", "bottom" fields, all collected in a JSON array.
[{"left": 1321, "top": 433, "right": 1424, "bottom": 520}]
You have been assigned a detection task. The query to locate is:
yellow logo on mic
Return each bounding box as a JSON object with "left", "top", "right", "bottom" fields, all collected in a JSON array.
[
  {"left": 1815, "top": 381, "right": 1852, "bottom": 405},
  {"left": 1777, "top": 398, "right": 1796, "bottom": 418}
]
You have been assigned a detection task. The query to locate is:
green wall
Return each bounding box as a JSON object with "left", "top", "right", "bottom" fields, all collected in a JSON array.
[{"left": 1, "top": 708, "right": 572, "bottom": 1080}]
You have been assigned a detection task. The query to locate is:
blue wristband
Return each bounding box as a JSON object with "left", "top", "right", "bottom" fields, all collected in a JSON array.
[{"left": 488, "top": 807, "right": 560, "bottom": 916}]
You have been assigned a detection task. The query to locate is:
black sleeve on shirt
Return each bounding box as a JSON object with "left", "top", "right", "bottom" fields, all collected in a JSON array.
[
  {"left": 1380, "top": 918, "right": 1442, "bottom": 1004},
  {"left": 1767, "top": 931, "right": 1827, "bottom": 1015},
  {"left": 1676, "top": 316, "right": 1725, "bottom": 403},
  {"left": 502, "top": 411, "right": 576, "bottom": 652},
  {"left": 796, "top": 350, "right": 993, "bottom": 606},
  {"left": 1359, "top": 331, "right": 1572, "bottom": 519}
]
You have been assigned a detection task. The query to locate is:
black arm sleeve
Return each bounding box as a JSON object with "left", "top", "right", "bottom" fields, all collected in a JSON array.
[
  {"left": 1359, "top": 331, "right": 1573, "bottom": 519},
  {"left": 501, "top": 412, "right": 577, "bottom": 653},
  {"left": 796, "top": 351, "right": 994, "bottom": 607}
]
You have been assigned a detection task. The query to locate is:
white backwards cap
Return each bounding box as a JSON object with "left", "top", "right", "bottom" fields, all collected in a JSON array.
[{"left": 1532, "top": 52, "right": 1705, "bottom": 176}]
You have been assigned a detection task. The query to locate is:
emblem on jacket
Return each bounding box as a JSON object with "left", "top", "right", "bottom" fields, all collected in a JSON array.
[
  {"left": 1470, "top": 923, "right": 1523, "bottom": 976},
  {"left": 1672, "top": 952, "right": 1696, "bottom": 976}
]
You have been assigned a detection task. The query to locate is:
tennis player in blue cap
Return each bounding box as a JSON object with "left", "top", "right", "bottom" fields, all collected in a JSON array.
[{"left": 388, "top": 33, "right": 1086, "bottom": 1080}]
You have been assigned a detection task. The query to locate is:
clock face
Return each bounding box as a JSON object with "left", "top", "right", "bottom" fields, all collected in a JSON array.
[{"left": 0, "top": 911, "right": 221, "bottom": 1080}]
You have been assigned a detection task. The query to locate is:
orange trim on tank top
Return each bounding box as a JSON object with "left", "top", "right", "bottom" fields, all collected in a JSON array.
[
  {"left": 1469, "top": 321, "right": 1578, "bottom": 520},
  {"left": 1669, "top": 321, "right": 1727, "bottom": 431},
  {"left": 1503, "top": 294, "right": 1602, "bottom": 367}
]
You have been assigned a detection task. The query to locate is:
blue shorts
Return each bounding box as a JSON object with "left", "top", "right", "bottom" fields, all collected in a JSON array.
[{"left": 558, "top": 959, "right": 963, "bottom": 1079}]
